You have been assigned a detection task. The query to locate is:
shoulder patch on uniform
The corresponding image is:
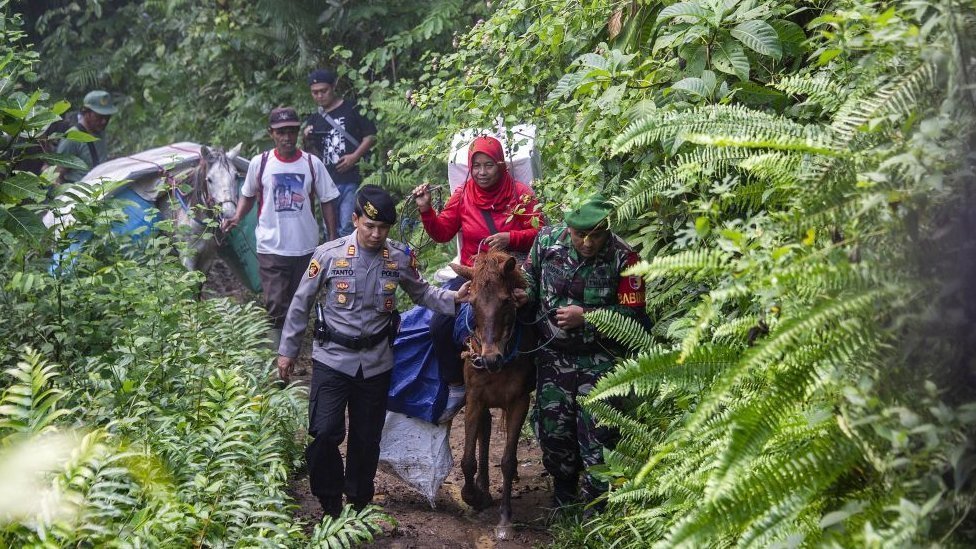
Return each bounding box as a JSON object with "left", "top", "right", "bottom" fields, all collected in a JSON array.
[
  {"left": 319, "top": 237, "right": 346, "bottom": 252},
  {"left": 307, "top": 259, "right": 321, "bottom": 279},
  {"left": 618, "top": 251, "right": 645, "bottom": 307}
]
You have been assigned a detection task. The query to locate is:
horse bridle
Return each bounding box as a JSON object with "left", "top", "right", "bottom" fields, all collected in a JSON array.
[
  {"left": 174, "top": 157, "right": 238, "bottom": 242},
  {"left": 465, "top": 293, "right": 521, "bottom": 372}
]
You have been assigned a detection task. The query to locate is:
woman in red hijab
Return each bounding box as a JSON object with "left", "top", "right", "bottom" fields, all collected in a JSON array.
[{"left": 412, "top": 135, "right": 543, "bottom": 422}]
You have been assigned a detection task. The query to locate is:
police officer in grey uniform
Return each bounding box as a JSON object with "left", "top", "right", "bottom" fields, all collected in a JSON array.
[{"left": 278, "top": 185, "right": 470, "bottom": 518}]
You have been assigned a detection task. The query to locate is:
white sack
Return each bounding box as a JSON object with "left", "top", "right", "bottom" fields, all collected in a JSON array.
[{"left": 378, "top": 411, "right": 453, "bottom": 508}]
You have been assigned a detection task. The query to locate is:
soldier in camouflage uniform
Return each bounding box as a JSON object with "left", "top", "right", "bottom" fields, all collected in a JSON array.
[
  {"left": 278, "top": 185, "right": 470, "bottom": 518},
  {"left": 518, "top": 195, "right": 646, "bottom": 509}
]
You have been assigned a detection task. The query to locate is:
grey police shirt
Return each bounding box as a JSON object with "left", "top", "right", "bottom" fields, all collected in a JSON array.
[{"left": 279, "top": 231, "right": 457, "bottom": 378}]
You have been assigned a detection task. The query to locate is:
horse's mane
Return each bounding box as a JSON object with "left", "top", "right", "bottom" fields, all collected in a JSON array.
[{"left": 471, "top": 249, "right": 527, "bottom": 292}]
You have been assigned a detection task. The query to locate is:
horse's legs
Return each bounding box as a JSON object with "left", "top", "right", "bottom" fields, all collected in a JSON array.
[
  {"left": 496, "top": 394, "right": 530, "bottom": 540},
  {"left": 476, "top": 411, "right": 491, "bottom": 499},
  {"left": 461, "top": 403, "right": 489, "bottom": 509}
]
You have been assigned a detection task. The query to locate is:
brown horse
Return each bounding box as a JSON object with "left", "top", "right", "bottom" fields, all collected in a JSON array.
[{"left": 450, "top": 250, "right": 535, "bottom": 540}]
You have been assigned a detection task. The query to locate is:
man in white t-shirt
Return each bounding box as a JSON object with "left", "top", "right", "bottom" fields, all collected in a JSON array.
[{"left": 222, "top": 106, "right": 339, "bottom": 348}]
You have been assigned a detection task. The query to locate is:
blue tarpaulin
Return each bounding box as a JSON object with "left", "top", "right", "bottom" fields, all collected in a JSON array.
[{"left": 388, "top": 306, "right": 449, "bottom": 424}]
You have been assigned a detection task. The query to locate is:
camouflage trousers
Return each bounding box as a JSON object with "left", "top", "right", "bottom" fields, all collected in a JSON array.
[{"left": 535, "top": 348, "right": 615, "bottom": 502}]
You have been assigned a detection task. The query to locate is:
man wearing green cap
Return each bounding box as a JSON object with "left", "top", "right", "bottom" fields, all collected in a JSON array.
[
  {"left": 56, "top": 90, "right": 118, "bottom": 183},
  {"left": 516, "top": 194, "right": 647, "bottom": 512}
]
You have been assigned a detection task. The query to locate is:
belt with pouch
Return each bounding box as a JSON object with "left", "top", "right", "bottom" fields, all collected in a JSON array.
[{"left": 315, "top": 304, "right": 401, "bottom": 350}]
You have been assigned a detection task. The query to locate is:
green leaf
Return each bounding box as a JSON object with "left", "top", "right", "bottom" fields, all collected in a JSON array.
[
  {"left": 65, "top": 128, "right": 99, "bottom": 143},
  {"left": 0, "top": 172, "right": 47, "bottom": 203},
  {"left": 730, "top": 20, "right": 782, "bottom": 59},
  {"left": 712, "top": 38, "right": 750, "bottom": 81},
  {"left": 657, "top": 2, "right": 710, "bottom": 24},
  {"left": 51, "top": 100, "right": 71, "bottom": 116},
  {"left": 770, "top": 19, "right": 807, "bottom": 57},
  {"left": 27, "top": 152, "right": 89, "bottom": 171},
  {"left": 0, "top": 205, "right": 47, "bottom": 240},
  {"left": 679, "top": 42, "right": 707, "bottom": 76},
  {"left": 672, "top": 77, "right": 713, "bottom": 100}
]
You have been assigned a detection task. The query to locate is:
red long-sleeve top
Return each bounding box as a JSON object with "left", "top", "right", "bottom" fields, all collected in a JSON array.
[{"left": 420, "top": 181, "right": 543, "bottom": 266}]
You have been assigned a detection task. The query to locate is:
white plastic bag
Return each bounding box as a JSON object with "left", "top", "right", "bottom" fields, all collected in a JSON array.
[{"left": 379, "top": 411, "right": 453, "bottom": 508}]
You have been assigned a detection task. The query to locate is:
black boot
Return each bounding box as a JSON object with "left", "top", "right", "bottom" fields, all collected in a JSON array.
[
  {"left": 320, "top": 496, "right": 342, "bottom": 519},
  {"left": 552, "top": 475, "right": 579, "bottom": 508}
]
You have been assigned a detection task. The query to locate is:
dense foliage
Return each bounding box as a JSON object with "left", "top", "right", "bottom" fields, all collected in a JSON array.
[
  {"left": 401, "top": 0, "right": 976, "bottom": 545},
  {"left": 0, "top": 6, "right": 393, "bottom": 545},
  {"left": 11, "top": 0, "right": 976, "bottom": 546}
]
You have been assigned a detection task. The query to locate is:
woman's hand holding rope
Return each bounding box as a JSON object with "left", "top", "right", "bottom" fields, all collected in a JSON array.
[{"left": 411, "top": 182, "right": 433, "bottom": 213}]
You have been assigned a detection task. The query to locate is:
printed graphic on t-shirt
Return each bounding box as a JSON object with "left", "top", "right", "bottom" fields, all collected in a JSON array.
[
  {"left": 320, "top": 116, "right": 347, "bottom": 166},
  {"left": 272, "top": 173, "right": 306, "bottom": 214}
]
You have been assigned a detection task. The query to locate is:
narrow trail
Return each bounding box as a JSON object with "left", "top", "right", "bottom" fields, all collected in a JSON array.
[{"left": 204, "top": 259, "right": 554, "bottom": 547}]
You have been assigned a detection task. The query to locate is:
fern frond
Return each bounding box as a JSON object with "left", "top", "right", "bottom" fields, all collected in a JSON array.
[
  {"left": 625, "top": 250, "right": 731, "bottom": 282},
  {"left": 309, "top": 504, "right": 395, "bottom": 548},
  {"left": 688, "top": 288, "right": 888, "bottom": 432},
  {"left": 614, "top": 147, "right": 754, "bottom": 222},
  {"left": 737, "top": 151, "right": 804, "bottom": 188},
  {"left": 613, "top": 105, "right": 813, "bottom": 155},
  {"left": 585, "top": 309, "right": 656, "bottom": 353},
  {"left": 711, "top": 315, "right": 760, "bottom": 344},
  {"left": 585, "top": 346, "right": 736, "bottom": 404},
  {"left": 831, "top": 62, "right": 940, "bottom": 143},
  {"left": 659, "top": 428, "right": 860, "bottom": 548},
  {"left": 0, "top": 348, "right": 72, "bottom": 441},
  {"left": 773, "top": 73, "right": 846, "bottom": 112}
]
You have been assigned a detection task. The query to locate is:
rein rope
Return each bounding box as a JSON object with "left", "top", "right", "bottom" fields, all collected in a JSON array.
[
  {"left": 463, "top": 291, "right": 563, "bottom": 369},
  {"left": 394, "top": 184, "right": 447, "bottom": 266}
]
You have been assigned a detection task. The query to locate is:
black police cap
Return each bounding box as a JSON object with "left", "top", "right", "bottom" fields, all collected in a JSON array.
[{"left": 355, "top": 185, "right": 397, "bottom": 224}]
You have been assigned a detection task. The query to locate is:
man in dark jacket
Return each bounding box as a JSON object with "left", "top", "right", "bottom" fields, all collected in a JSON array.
[{"left": 302, "top": 69, "right": 377, "bottom": 239}]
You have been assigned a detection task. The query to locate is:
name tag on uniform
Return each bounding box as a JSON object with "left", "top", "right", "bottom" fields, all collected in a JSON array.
[{"left": 330, "top": 268, "right": 355, "bottom": 276}]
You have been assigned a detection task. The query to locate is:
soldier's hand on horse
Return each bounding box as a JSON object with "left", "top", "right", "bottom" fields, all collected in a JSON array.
[
  {"left": 412, "top": 183, "right": 432, "bottom": 212},
  {"left": 455, "top": 281, "right": 472, "bottom": 303},
  {"left": 513, "top": 288, "right": 528, "bottom": 308},
  {"left": 336, "top": 154, "right": 357, "bottom": 173},
  {"left": 485, "top": 232, "right": 511, "bottom": 250},
  {"left": 277, "top": 356, "right": 293, "bottom": 383},
  {"left": 555, "top": 305, "right": 586, "bottom": 329}
]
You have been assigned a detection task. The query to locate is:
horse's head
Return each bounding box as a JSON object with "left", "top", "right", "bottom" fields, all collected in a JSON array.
[
  {"left": 452, "top": 250, "right": 527, "bottom": 373},
  {"left": 199, "top": 144, "right": 242, "bottom": 221}
]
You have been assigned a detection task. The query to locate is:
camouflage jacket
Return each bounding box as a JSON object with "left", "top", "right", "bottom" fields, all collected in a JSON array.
[{"left": 522, "top": 224, "right": 646, "bottom": 355}]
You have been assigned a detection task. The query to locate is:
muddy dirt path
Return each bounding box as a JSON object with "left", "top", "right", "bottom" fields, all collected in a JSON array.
[{"left": 204, "top": 260, "right": 554, "bottom": 547}]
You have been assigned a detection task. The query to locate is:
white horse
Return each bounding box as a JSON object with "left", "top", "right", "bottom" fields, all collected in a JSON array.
[
  {"left": 46, "top": 142, "right": 247, "bottom": 280},
  {"left": 153, "top": 144, "right": 242, "bottom": 273}
]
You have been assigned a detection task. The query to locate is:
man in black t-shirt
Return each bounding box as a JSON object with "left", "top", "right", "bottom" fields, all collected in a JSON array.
[{"left": 303, "top": 69, "right": 378, "bottom": 239}]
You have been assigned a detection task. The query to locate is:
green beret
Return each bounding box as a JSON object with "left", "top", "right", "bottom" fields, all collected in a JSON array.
[{"left": 565, "top": 195, "right": 612, "bottom": 230}]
